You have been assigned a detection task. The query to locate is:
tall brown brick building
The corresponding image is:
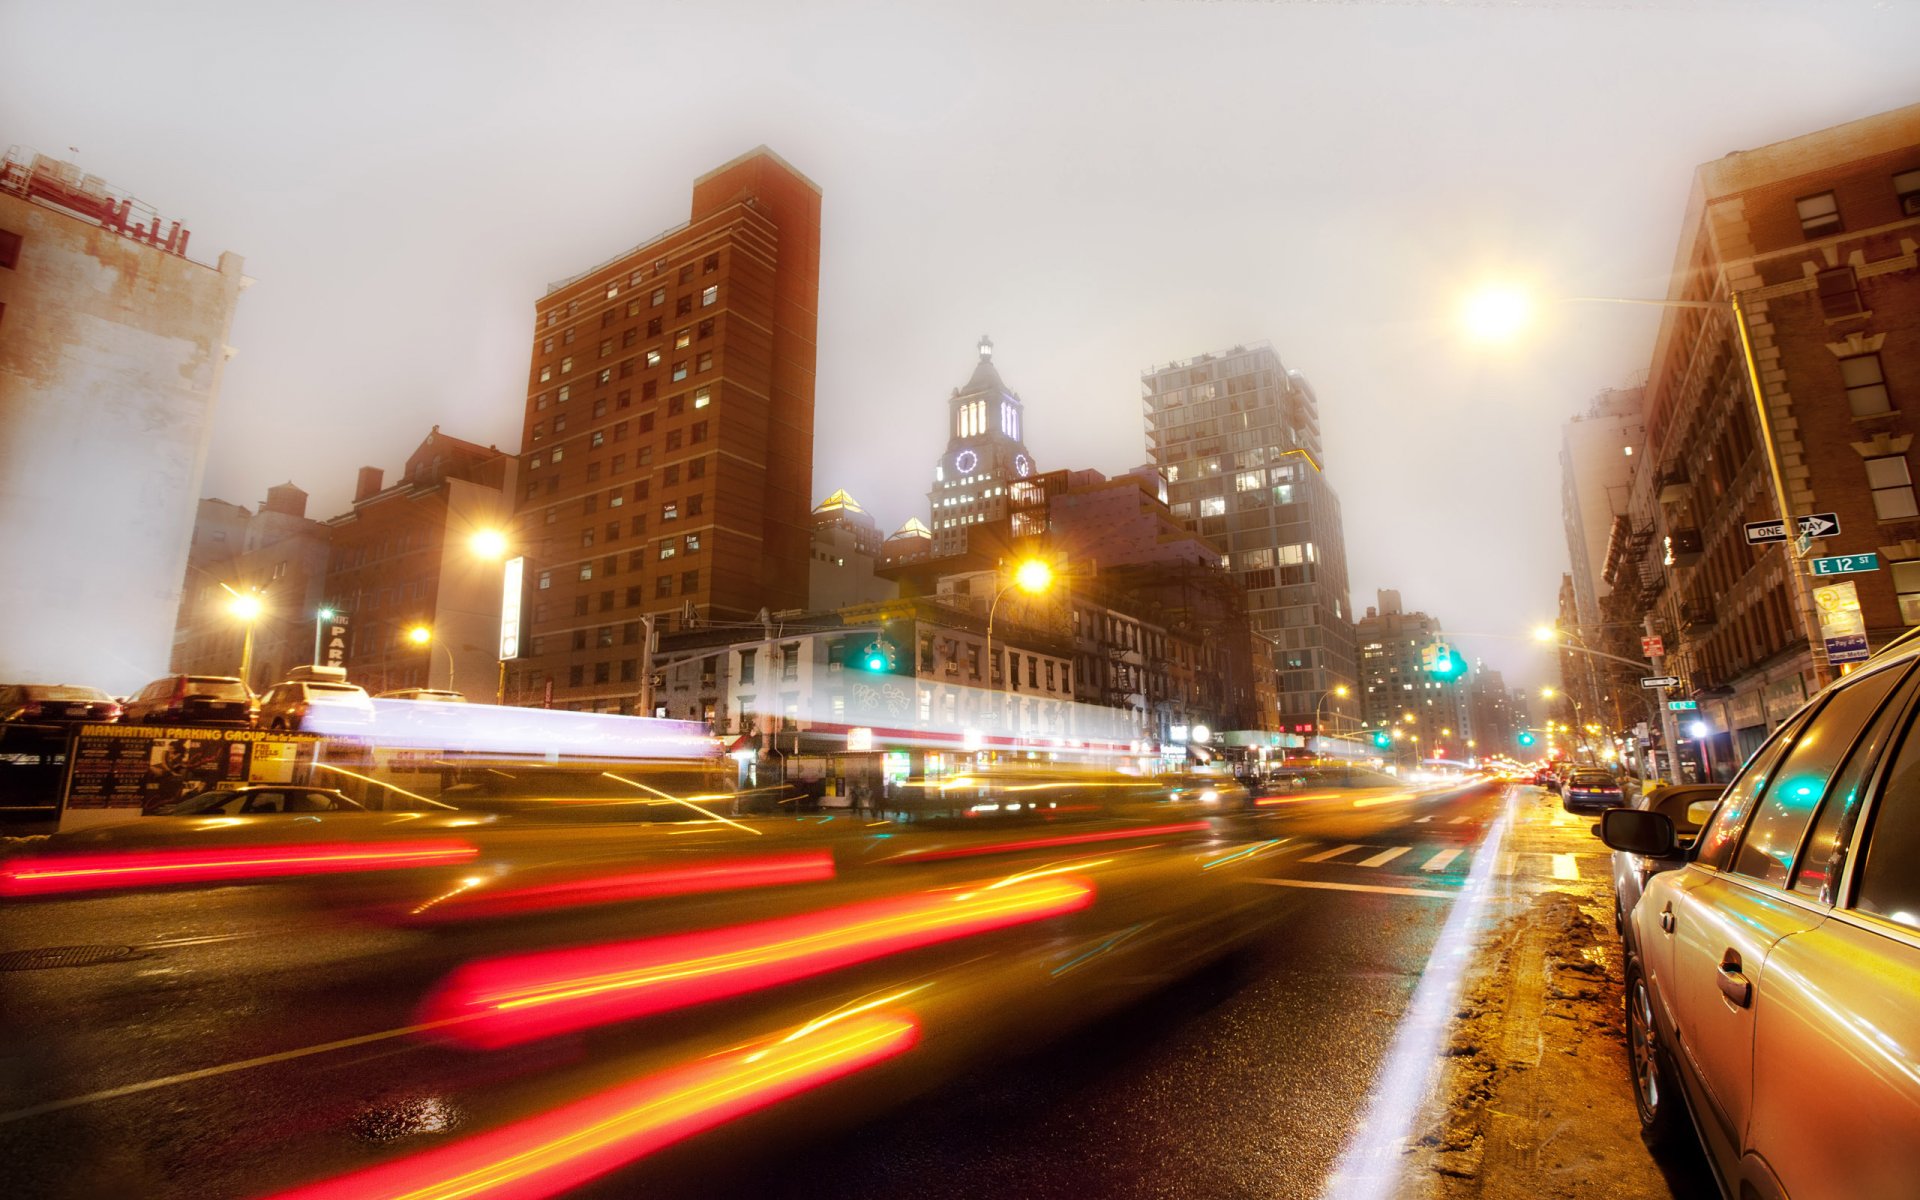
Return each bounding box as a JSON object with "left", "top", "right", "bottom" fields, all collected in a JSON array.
[
  {"left": 1604, "top": 103, "right": 1920, "bottom": 778},
  {"left": 507, "top": 148, "right": 820, "bottom": 711}
]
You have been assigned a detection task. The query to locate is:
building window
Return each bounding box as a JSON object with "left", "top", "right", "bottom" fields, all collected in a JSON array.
[
  {"left": 599, "top": 338, "right": 612, "bottom": 357},
  {"left": 658, "top": 541, "right": 677, "bottom": 560},
  {"left": 1897, "top": 169, "right": 1920, "bottom": 214},
  {"left": 1842, "top": 353, "right": 1893, "bottom": 417},
  {"left": 682, "top": 570, "right": 700, "bottom": 594},
  {"left": 701, "top": 285, "right": 717, "bottom": 306},
  {"left": 684, "top": 533, "right": 700, "bottom": 553},
  {"left": 593, "top": 398, "right": 607, "bottom": 418},
  {"left": 1868, "top": 455, "right": 1919, "bottom": 520},
  {"left": 553, "top": 413, "right": 568, "bottom": 432},
  {"left": 687, "top": 494, "right": 704, "bottom": 516},
  {"left": 539, "top": 365, "right": 551, "bottom": 382},
  {"left": 690, "top": 421, "right": 708, "bottom": 443},
  {"left": 672, "top": 361, "right": 688, "bottom": 381},
  {"left": 1795, "top": 191, "right": 1842, "bottom": 237},
  {"left": 558, "top": 385, "right": 570, "bottom": 402},
  {"left": 703, "top": 253, "right": 719, "bottom": 274},
  {"left": 1199, "top": 496, "right": 1226, "bottom": 517},
  {"left": 667, "top": 430, "right": 683, "bottom": 451},
  {"left": 1895, "top": 561, "right": 1920, "bottom": 624},
  {"left": 675, "top": 329, "right": 692, "bottom": 350},
  {"left": 591, "top": 430, "right": 605, "bottom": 447},
  {"left": 652, "top": 288, "right": 665, "bottom": 306},
  {"left": 1816, "top": 267, "right": 1865, "bottom": 319},
  {"left": 542, "top": 336, "right": 553, "bottom": 353},
  {"left": 697, "top": 352, "right": 712, "bottom": 372},
  {"left": 551, "top": 447, "right": 564, "bottom": 462},
  {"left": 597, "top": 368, "right": 611, "bottom": 385},
  {"left": 561, "top": 356, "right": 573, "bottom": 374},
  {"left": 662, "top": 501, "right": 679, "bottom": 521},
  {"left": 694, "top": 386, "right": 711, "bottom": 409},
  {"left": 646, "top": 349, "right": 662, "bottom": 368},
  {"left": 687, "top": 458, "right": 705, "bottom": 480},
  {"left": 647, "top": 317, "right": 662, "bottom": 336},
  {"left": 668, "top": 394, "right": 685, "bottom": 416},
  {"left": 579, "top": 564, "right": 594, "bottom": 581},
  {"left": 697, "top": 319, "right": 714, "bottom": 340},
  {"left": 569, "top": 666, "right": 584, "bottom": 687},
  {"left": 656, "top": 576, "right": 673, "bottom": 598}
]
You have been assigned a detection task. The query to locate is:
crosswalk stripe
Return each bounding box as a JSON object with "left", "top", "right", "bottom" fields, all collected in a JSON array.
[
  {"left": 1414, "top": 816, "right": 1434, "bottom": 824},
  {"left": 1301, "top": 843, "right": 1363, "bottom": 863},
  {"left": 1422, "top": 848, "right": 1463, "bottom": 872},
  {"left": 1552, "top": 853, "right": 1579, "bottom": 880},
  {"left": 1449, "top": 816, "right": 1471, "bottom": 826},
  {"left": 1356, "top": 846, "right": 1411, "bottom": 868}
]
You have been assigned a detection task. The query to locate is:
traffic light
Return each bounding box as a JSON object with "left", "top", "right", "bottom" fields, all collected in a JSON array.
[
  {"left": 1429, "top": 650, "right": 1463, "bottom": 679},
  {"left": 1518, "top": 731, "right": 1537, "bottom": 747},
  {"left": 853, "top": 637, "right": 898, "bottom": 672},
  {"left": 1372, "top": 730, "right": 1391, "bottom": 749}
]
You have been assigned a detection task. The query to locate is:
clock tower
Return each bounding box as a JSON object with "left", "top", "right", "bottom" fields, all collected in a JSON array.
[{"left": 928, "top": 336, "right": 1037, "bottom": 555}]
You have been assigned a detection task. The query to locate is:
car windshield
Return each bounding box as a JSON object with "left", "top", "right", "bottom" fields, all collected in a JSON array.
[
  {"left": 306, "top": 683, "right": 364, "bottom": 694},
  {"left": 1571, "top": 774, "right": 1618, "bottom": 786},
  {"left": 184, "top": 677, "right": 249, "bottom": 699}
]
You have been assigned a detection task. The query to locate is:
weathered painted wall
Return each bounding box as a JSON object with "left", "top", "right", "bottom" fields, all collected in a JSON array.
[{"left": 0, "top": 192, "right": 245, "bottom": 692}]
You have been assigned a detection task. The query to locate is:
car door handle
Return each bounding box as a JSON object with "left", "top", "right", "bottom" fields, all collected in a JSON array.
[
  {"left": 1717, "top": 949, "right": 1751, "bottom": 1008},
  {"left": 1659, "top": 903, "right": 1675, "bottom": 934}
]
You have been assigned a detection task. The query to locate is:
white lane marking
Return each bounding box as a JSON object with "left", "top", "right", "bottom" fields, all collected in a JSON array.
[
  {"left": 1249, "top": 878, "right": 1457, "bottom": 899},
  {"left": 1421, "top": 848, "right": 1463, "bottom": 873},
  {"left": 1448, "top": 816, "right": 1471, "bottom": 826},
  {"left": 1301, "top": 843, "right": 1363, "bottom": 863},
  {"left": 1356, "top": 846, "right": 1411, "bottom": 868},
  {"left": 1552, "top": 853, "right": 1579, "bottom": 880},
  {"left": 1319, "top": 787, "right": 1512, "bottom": 1200},
  {"left": 1414, "top": 816, "right": 1434, "bottom": 824}
]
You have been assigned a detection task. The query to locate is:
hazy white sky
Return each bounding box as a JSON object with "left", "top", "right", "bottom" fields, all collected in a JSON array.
[{"left": 7, "top": 0, "right": 1918, "bottom": 692}]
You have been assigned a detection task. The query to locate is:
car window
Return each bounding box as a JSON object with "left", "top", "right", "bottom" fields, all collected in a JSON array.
[
  {"left": 285, "top": 791, "right": 336, "bottom": 812},
  {"left": 186, "top": 677, "right": 249, "bottom": 699},
  {"left": 1853, "top": 705, "right": 1920, "bottom": 932},
  {"left": 1790, "top": 675, "right": 1913, "bottom": 902},
  {"left": 1696, "top": 706, "right": 1817, "bottom": 870},
  {"left": 1730, "top": 664, "right": 1910, "bottom": 888},
  {"left": 166, "top": 790, "right": 246, "bottom": 815},
  {"left": 241, "top": 790, "right": 286, "bottom": 814}
]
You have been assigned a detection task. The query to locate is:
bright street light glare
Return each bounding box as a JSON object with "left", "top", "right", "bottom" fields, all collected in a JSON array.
[
  {"left": 1013, "top": 559, "right": 1053, "bottom": 594},
  {"left": 1532, "top": 625, "right": 1559, "bottom": 642},
  {"left": 407, "top": 624, "right": 433, "bottom": 646},
  {"left": 228, "top": 593, "right": 263, "bottom": 622},
  {"left": 470, "top": 529, "right": 509, "bottom": 560},
  {"left": 1460, "top": 286, "right": 1533, "bottom": 342}
]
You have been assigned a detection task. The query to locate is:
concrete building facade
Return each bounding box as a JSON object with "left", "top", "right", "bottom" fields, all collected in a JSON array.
[
  {"left": 1142, "top": 342, "right": 1358, "bottom": 737},
  {"left": 1356, "top": 590, "right": 1471, "bottom": 761},
  {"left": 171, "top": 485, "right": 331, "bottom": 691},
  {"left": 1560, "top": 386, "right": 1646, "bottom": 628},
  {"left": 0, "top": 149, "right": 246, "bottom": 693},
  {"left": 323, "top": 429, "right": 515, "bottom": 698},
  {"left": 509, "top": 147, "right": 821, "bottom": 712}
]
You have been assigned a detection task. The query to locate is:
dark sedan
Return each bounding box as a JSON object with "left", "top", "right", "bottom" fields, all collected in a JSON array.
[
  {"left": 1561, "top": 769, "right": 1624, "bottom": 813},
  {"left": 0, "top": 683, "right": 121, "bottom": 725}
]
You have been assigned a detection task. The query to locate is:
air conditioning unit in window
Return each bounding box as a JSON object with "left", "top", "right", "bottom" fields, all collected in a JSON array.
[{"left": 1903, "top": 193, "right": 1920, "bottom": 216}]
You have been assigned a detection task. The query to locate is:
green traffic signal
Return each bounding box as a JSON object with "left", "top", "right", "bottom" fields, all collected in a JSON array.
[
  {"left": 1372, "top": 730, "right": 1391, "bottom": 748},
  {"left": 1518, "top": 731, "right": 1537, "bottom": 747},
  {"left": 853, "top": 637, "right": 897, "bottom": 672}
]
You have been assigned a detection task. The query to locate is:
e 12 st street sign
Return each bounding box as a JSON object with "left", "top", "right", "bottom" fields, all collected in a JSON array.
[
  {"left": 1745, "top": 513, "right": 1841, "bottom": 545},
  {"left": 1668, "top": 700, "right": 1699, "bottom": 711},
  {"left": 1809, "top": 552, "right": 1880, "bottom": 577},
  {"left": 1640, "top": 676, "right": 1680, "bottom": 689}
]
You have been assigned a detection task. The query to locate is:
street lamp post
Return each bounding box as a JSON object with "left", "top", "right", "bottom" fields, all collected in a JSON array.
[
  {"left": 312, "top": 607, "right": 335, "bottom": 667},
  {"left": 1469, "top": 287, "right": 1832, "bottom": 690},
  {"left": 1536, "top": 626, "right": 1679, "bottom": 784},
  {"left": 1312, "top": 685, "right": 1350, "bottom": 760},
  {"left": 228, "top": 591, "right": 263, "bottom": 692},
  {"left": 983, "top": 559, "right": 1054, "bottom": 735},
  {"left": 406, "top": 625, "right": 455, "bottom": 692}
]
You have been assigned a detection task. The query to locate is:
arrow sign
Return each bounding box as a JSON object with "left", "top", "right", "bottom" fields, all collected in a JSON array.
[
  {"left": 1809, "top": 552, "right": 1880, "bottom": 577},
  {"left": 1745, "top": 513, "right": 1842, "bottom": 545},
  {"left": 1641, "top": 675, "right": 1680, "bottom": 689}
]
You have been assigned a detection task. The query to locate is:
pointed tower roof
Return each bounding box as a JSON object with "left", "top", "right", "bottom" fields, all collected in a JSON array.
[
  {"left": 890, "top": 517, "right": 933, "bottom": 539},
  {"left": 961, "top": 334, "right": 1006, "bottom": 395},
  {"left": 813, "top": 488, "right": 865, "bottom": 514}
]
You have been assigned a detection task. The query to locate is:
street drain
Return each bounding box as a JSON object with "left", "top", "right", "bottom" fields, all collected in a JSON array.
[{"left": 0, "top": 945, "right": 137, "bottom": 971}]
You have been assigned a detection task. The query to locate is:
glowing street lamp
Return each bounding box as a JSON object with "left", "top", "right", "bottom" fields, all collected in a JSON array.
[
  {"left": 406, "top": 624, "right": 454, "bottom": 691},
  {"left": 227, "top": 590, "right": 264, "bottom": 690},
  {"left": 985, "top": 558, "right": 1058, "bottom": 733},
  {"left": 1458, "top": 285, "right": 1534, "bottom": 343},
  {"left": 470, "top": 528, "right": 509, "bottom": 560}
]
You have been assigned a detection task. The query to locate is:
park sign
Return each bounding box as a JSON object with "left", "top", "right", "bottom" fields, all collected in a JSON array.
[{"left": 1808, "top": 552, "right": 1880, "bottom": 577}]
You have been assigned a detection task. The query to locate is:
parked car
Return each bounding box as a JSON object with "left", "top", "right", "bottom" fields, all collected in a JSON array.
[
  {"left": 1599, "top": 646, "right": 1920, "bottom": 1199},
  {"left": 154, "top": 785, "right": 366, "bottom": 815},
  {"left": 122, "top": 674, "right": 255, "bottom": 727},
  {"left": 1607, "top": 781, "right": 1723, "bottom": 933},
  {"left": 1561, "top": 768, "right": 1624, "bottom": 813},
  {"left": 258, "top": 675, "right": 375, "bottom": 732},
  {"left": 0, "top": 684, "right": 121, "bottom": 726},
  {"left": 375, "top": 688, "right": 467, "bottom": 703}
]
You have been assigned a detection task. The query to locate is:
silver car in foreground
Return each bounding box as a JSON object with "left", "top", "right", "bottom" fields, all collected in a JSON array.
[{"left": 1600, "top": 645, "right": 1920, "bottom": 1199}]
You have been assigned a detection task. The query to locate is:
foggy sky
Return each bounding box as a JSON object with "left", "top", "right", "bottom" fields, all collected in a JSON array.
[{"left": 6, "top": 0, "right": 1917, "bottom": 695}]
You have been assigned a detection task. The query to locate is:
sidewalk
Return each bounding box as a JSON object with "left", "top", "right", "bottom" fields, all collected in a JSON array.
[{"left": 1400, "top": 785, "right": 1713, "bottom": 1200}]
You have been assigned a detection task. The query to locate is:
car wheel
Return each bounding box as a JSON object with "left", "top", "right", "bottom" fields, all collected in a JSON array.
[{"left": 1625, "top": 956, "right": 1686, "bottom": 1151}]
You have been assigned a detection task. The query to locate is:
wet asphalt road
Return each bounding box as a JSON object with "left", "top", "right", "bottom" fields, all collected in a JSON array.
[{"left": 0, "top": 783, "right": 1508, "bottom": 1200}]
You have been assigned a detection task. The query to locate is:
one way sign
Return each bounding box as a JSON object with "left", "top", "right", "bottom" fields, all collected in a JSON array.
[{"left": 1745, "top": 513, "right": 1841, "bottom": 545}]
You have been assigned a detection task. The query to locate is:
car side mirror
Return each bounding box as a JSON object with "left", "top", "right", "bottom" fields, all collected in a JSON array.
[{"left": 1599, "top": 808, "right": 1678, "bottom": 858}]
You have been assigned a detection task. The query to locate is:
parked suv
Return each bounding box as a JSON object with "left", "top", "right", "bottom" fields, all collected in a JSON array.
[
  {"left": 257, "top": 670, "right": 374, "bottom": 732},
  {"left": 122, "top": 675, "right": 255, "bottom": 727},
  {"left": 1600, "top": 645, "right": 1920, "bottom": 1198}
]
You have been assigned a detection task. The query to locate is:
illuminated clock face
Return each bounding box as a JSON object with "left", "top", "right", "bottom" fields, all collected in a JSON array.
[
  {"left": 1014, "top": 454, "right": 1032, "bottom": 478},
  {"left": 954, "top": 449, "right": 979, "bottom": 474}
]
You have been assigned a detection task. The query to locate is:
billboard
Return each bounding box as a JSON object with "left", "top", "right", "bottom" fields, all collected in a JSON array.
[{"left": 499, "top": 555, "right": 525, "bottom": 661}]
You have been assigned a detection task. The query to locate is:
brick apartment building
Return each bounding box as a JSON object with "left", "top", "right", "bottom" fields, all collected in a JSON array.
[
  {"left": 323, "top": 429, "right": 515, "bottom": 697},
  {"left": 507, "top": 147, "right": 820, "bottom": 712},
  {"left": 1601, "top": 103, "right": 1920, "bottom": 777}
]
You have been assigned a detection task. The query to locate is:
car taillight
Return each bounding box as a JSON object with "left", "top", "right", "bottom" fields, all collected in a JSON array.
[
  {"left": 20, "top": 702, "right": 44, "bottom": 717},
  {"left": 103, "top": 704, "right": 122, "bottom": 720}
]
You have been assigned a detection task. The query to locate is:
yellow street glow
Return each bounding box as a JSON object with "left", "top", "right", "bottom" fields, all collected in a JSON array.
[
  {"left": 470, "top": 529, "right": 509, "bottom": 560},
  {"left": 228, "top": 593, "right": 263, "bottom": 622},
  {"left": 1461, "top": 286, "right": 1533, "bottom": 342},
  {"left": 407, "top": 624, "right": 433, "bottom": 646},
  {"left": 1014, "top": 559, "right": 1053, "bottom": 595},
  {"left": 1532, "top": 625, "right": 1559, "bottom": 642}
]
